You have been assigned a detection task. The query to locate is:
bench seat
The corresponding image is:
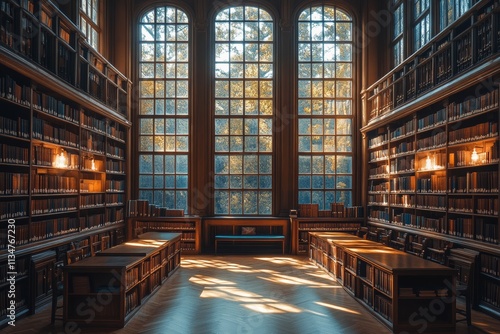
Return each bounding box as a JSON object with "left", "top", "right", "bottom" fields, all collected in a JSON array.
[{"left": 214, "top": 235, "right": 285, "bottom": 254}]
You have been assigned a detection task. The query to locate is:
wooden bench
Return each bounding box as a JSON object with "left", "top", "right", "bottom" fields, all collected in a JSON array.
[{"left": 214, "top": 235, "right": 285, "bottom": 254}]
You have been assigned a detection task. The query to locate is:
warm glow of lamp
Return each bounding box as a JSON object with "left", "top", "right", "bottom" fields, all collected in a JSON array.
[
  {"left": 91, "top": 158, "right": 96, "bottom": 171},
  {"left": 471, "top": 147, "right": 479, "bottom": 163},
  {"left": 54, "top": 150, "right": 68, "bottom": 168},
  {"left": 425, "top": 155, "right": 432, "bottom": 170}
]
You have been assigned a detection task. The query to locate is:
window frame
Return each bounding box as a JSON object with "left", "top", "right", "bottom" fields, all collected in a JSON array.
[
  {"left": 211, "top": 5, "right": 276, "bottom": 216},
  {"left": 80, "top": 0, "right": 100, "bottom": 50},
  {"left": 136, "top": 5, "right": 192, "bottom": 213}
]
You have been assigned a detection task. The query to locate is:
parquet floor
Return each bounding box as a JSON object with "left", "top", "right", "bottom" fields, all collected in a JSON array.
[{"left": 3, "top": 255, "right": 500, "bottom": 334}]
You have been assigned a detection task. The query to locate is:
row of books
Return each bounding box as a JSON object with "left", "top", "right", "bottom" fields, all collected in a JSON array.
[
  {"left": 416, "top": 175, "right": 447, "bottom": 192},
  {"left": 107, "top": 122, "right": 126, "bottom": 142},
  {"left": 369, "top": 149, "right": 388, "bottom": 162},
  {"left": 0, "top": 114, "right": 29, "bottom": 139},
  {"left": 0, "top": 199, "right": 28, "bottom": 219},
  {"left": 481, "top": 253, "right": 500, "bottom": 278},
  {"left": 390, "top": 118, "right": 415, "bottom": 140},
  {"left": 368, "top": 133, "right": 388, "bottom": 148},
  {"left": 368, "top": 181, "right": 388, "bottom": 193},
  {"left": 448, "top": 89, "right": 499, "bottom": 121},
  {"left": 417, "top": 108, "right": 447, "bottom": 132},
  {"left": 106, "top": 193, "right": 124, "bottom": 206},
  {"left": 297, "top": 203, "right": 364, "bottom": 218},
  {"left": 369, "top": 165, "right": 389, "bottom": 178},
  {"left": 32, "top": 174, "right": 78, "bottom": 194},
  {"left": 0, "top": 143, "right": 29, "bottom": 164},
  {"left": 80, "top": 194, "right": 105, "bottom": 209},
  {"left": 480, "top": 280, "right": 500, "bottom": 308},
  {"left": 31, "top": 197, "right": 78, "bottom": 215},
  {"left": 374, "top": 267, "right": 393, "bottom": 296},
  {"left": 390, "top": 156, "right": 414, "bottom": 173},
  {"left": 106, "top": 160, "right": 125, "bottom": 173},
  {"left": 106, "top": 142, "right": 125, "bottom": 159},
  {"left": 390, "top": 176, "right": 415, "bottom": 192},
  {"left": 448, "top": 121, "right": 498, "bottom": 145},
  {"left": 81, "top": 111, "right": 106, "bottom": 134},
  {"left": 475, "top": 219, "right": 498, "bottom": 244},
  {"left": 127, "top": 199, "right": 185, "bottom": 217},
  {"left": 32, "top": 117, "right": 79, "bottom": 148},
  {"left": 29, "top": 217, "right": 80, "bottom": 242},
  {"left": 0, "top": 72, "right": 30, "bottom": 105},
  {"left": 135, "top": 221, "right": 196, "bottom": 230},
  {"left": 33, "top": 91, "right": 80, "bottom": 124},
  {"left": 0, "top": 172, "right": 29, "bottom": 195},
  {"left": 389, "top": 141, "right": 415, "bottom": 157},
  {"left": 416, "top": 132, "right": 447, "bottom": 151},
  {"left": 106, "top": 207, "right": 124, "bottom": 225},
  {"left": 449, "top": 171, "right": 499, "bottom": 193},
  {"left": 106, "top": 179, "right": 125, "bottom": 192},
  {"left": 81, "top": 130, "right": 105, "bottom": 154}
]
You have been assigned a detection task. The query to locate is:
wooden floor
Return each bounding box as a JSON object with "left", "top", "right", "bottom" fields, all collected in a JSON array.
[{"left": 3, "top": 255, "right": 500, "bottom": 334}]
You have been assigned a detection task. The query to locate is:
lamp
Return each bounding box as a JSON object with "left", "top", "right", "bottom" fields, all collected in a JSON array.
[
  {"left": 54, "top": 150, "right": 68, "bottom": 168},
  {"left": 425, "top": 155, "right": 432, "bottom": 170},
  {"left": 471, "top": 147, "right": 479, "bottom": 163}
]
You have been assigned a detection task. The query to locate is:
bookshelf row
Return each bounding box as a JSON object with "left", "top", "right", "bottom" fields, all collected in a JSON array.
[
  {"left": 366, "top": 0, "right": 500, "bottom": 121},
  {"left": 0, "top": 0, "right": 131, "bottom": 118},
  {"left": 363, "top": 50, "right": 500, "bottom": 323},
  {"left": 309, "top": 232, "right": 456, "bottom": 332}
]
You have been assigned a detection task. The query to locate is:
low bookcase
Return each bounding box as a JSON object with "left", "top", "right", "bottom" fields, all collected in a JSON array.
[
  {"left": 309, "top": 232, "right": 457, "bottom": 333},
  {"left": 63, "top": 233, "right": 181, "bottom": 327}
]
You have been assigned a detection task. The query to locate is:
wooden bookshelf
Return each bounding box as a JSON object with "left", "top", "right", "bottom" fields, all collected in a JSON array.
[
  {"left": 290, "top": 216, "right": 363, "bottom": 255},
  {"left": 362, "top": 0, "right": 500, "bottom": 319},
  {"left": 309, "top": 232, "right": 456, "bottom": 333},
  {"left": 0, "top": 0, "right": 130, "bottom": 324},
  {"left": 130, "top": 216, "right": 202, "bottom": 254},
  {"left": 64, "top": 234, "right": 181, "bottom": 327}
]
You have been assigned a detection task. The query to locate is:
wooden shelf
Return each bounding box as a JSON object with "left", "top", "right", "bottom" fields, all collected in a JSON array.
[
  {"left": 290, "top": 216, "right": 363, "bottom": 255},
  {"left": 130, "top": 216, "right": 201, "bottom": 254},
  {"left": 309, "top": 232, "right": 456, "bottom": 333},
  {"left": 64, "top": 234, "right": 181, "bottom": 327}
]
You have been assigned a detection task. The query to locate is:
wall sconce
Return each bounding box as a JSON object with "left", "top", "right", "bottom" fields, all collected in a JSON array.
[{"left": 54, "top": 149, "right": 68, "bottom": 168}]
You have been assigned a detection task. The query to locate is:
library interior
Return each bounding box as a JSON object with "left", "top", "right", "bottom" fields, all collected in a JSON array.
[{"left": 1, "top": 0, "right": 500, "bottom": 333}]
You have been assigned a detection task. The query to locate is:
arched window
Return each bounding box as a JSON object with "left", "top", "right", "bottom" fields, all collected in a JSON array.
[
  {"left": 213, "top": 6, "right": 274, "bottom": 215},
  {"left": 137, "top": 6, "right": 190, "bottom": 212},
  {"left": 297, "top": 5, "right": 354, "bottom": 210}
]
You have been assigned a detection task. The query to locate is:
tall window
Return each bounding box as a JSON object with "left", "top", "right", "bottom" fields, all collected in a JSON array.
[
  {"left": 297, "top": 5, "right": 353, "bottom": 209},
  {"left": 440, "top": 0, "right": 474, "bottom": 31},
  {"left": 413, "top": 0, "right": 430, "bottom": 52},
  {"left": 80, "top": 0, "right": 99, "bottom": 50},
  {"left": 137, "top": 6, "right": 190, "bottom": 212},
  {"left": 391, "top": 1, "right": 404, "bottom": 66},
  {"left": 213, "top": 6, "right": 274, "bottom": 215}
]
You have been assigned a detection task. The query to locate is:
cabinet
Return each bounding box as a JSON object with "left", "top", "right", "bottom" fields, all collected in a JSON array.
[
  {"left": 309, "top": 232, "right": 456, "bottom": 333},
  {"left": 64, "top": 234, "right": 181, "bottom": 327},
  {"left": 0, "top": 0, "right": 130, "bottom": 323},
  {"left": 130, "top": 216, "right": 201, "bottom": 254},
  {"left": 290, "top": 216, "right": 363, "bottom": 254},
  {"left": 362, "top": 0, "right": 500, "bottom": 319}
]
